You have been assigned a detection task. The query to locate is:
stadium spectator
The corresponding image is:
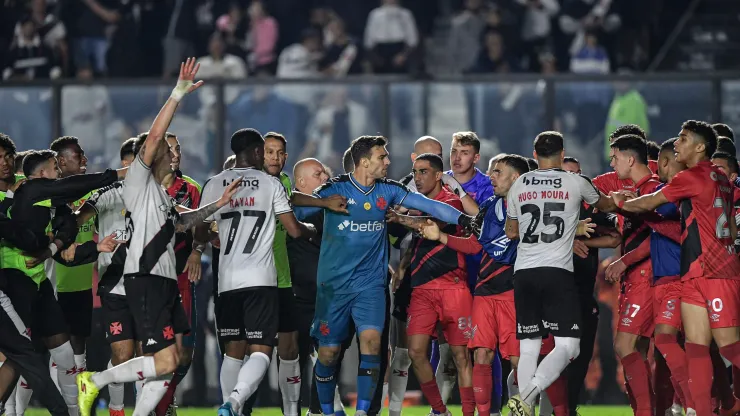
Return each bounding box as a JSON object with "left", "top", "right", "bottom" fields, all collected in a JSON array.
[
  {"left": 469, "top": 30, "right": 516, "bottom": 73},
  {"left": 69, "top": 0, "right": 121, "bottom": 75},
  {"left": 448, "top": 0, "right": 486, "bottom": 74},
  {"left": 61, "top": 66, "right": 112, "bottom": 162},
  {"left": 276, "top": 28, "right": 322, "bottom": 79},
  {"left": 20, "top": 0, "right": 68, "bottom": 72},
  {"left": 246, "top": 0, "right": 279, "bottom": 74},
  {"left": 3, "top": 16, "right": 61, "bottom": 80},
  {"left": 162, "top": 0, "right": 199, "bottom": 78},
  {"left": 559, "top": 0, "right": 621, "bottom": 69},
  {"left": 197, "top": 32, "right": 248, "bottom": 122},
  {"left": 570, "top": 30, "right": 610, "bottom": 74},
  {"left": 320, "top": 17, "right": 362, "bottom": 76},
  {"left": 217, "top": 2, "right": 248, "bottom": 60},
  {"left": 364, "top": 0, "right": 419, "bottom": 74},
  {"left": 515, "top": 0, "right": 559, "bottom": 71}
]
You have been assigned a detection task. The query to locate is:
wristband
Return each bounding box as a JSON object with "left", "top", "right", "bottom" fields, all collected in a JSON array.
[
  {"left": 618, "top": 200, "right": 625, "bottom": 209},
  {"left": 170, "top": 80, "right": 193, "bottom": 102},
  {"left": 49, "top": 243, "right": 58, "bottom": 256}
]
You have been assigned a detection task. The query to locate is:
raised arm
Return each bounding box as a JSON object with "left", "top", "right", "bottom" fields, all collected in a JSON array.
[
  {"left": 400, "top": 192, "right": 466, "bottom": 227},
  {"left": 612, "top": 190, "right": 670, "bottom": 214},
  {"left": 140, "top": 58, "right": 203, "bottom": 166}
]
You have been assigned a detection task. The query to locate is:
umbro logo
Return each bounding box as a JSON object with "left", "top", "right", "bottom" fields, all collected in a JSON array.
[{"left": 348, "top": 198, "right": 356, "bottom": 205}]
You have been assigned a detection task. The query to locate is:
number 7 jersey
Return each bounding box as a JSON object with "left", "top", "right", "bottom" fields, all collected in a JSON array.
[
  {"left": 506, "top": 168, "right": 601, "bottom": 273},
  {"left": 201, "top": 167, "right": 293, "bottom": 294}
]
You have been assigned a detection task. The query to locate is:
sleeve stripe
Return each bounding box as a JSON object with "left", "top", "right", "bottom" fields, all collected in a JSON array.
[
  {"left": 397, "top": 190, "right": 409, "bottom": 206},
  {"left": 84, "top": 200, "right": 99, "bottom": 215},
  {"left": 276, "top": 209, "right": 293, "bottom": 215},
  {"left": 137, "top": 155, "right": 151, "bottom": 170}
]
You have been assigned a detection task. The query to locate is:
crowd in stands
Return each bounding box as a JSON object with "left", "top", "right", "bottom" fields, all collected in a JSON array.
[{"left": 0, "top": 0, "right": 661, "bottom": 81}]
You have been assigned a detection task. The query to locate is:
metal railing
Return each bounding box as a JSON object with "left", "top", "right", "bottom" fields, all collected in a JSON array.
[{"left": 2, "top": 73, "right": 739, "bottom": 183}]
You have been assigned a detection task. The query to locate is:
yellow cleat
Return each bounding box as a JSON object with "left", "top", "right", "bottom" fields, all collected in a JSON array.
[
  {"left": 507, "top": 394, "right": 533, "bottom": 416},
  {"left": 76, "top": 371, "right": 100, "bottom": 416}
]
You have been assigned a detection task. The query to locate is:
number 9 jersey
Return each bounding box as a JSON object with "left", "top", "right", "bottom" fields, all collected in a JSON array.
[
  {"left": 506, "top": 168, "right": 600, "bottom": 273},
  {"left": 201, "top": 167, "right": 292, "bottom": 294}
]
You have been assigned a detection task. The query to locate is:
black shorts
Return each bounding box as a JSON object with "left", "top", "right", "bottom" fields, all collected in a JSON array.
[
  {"left": 391, "top": 274, "right": 412, "bottom": 322},
  {"left": 278, "top": 287, "right": 297, "bottom": 333},
  {"left": 57, "top": 289, "right": 93, "bottom": 337},
  {"left": 34, "top": 279, "right": 70, "bottom": 339},
  {"left": 513, "top": 267, "right": 582, "bottom": 340},
  {"left": 100, "top": 293, "right": 136, "bottom": 344},
  {"left": 123, "top": 275, "right": 190, "bottom": 354},
  {"left": 216, "top": 286, "right": 278, "bottom": 346}
]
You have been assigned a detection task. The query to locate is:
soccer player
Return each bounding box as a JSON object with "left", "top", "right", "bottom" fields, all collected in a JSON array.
[
  {"left": 0, "top": 135, "right": 25, "bottom": 213},
  {"left": 611, "top": 120, "right": 740, "bottom": 416},
  {"left": 153, "top": 131, "right": 203, "bottom": 416},
  {"left": 389, "top": 153, "right": 474, "bottom": 416},
  {"left": 418, "top": 154, "right": 528, "bottom": 416},
  {"left": 76, "top": 58, "right": 240, "bottom": 416},
  {"left": 601, "top": 135, "right": 665, "bottom": 416},
  {"left": 713, "top": 123, "right": 735, "bottom": 142},
  {"left": 504, "top": 131, "right": 615, "bottom": 416},
  {"left": 49, "top": 136, "right": 94, "bottom": 379},
  {"left": 74, "top": 138, "right": 136, "bottom": 416},
  {"left": 200, "top": 128, "right": 316, "bottom": 416},
  {"left": 306, "top": 135, "right": 474, "bottom": 416},
  {"left": 260, "top": 131, "right": 302, "bottom": 416},
  {"left": 562, "top": 157, "right": 621, "bottom": 415},
  {"left": 4, "top": 148, "right": 125, "bottom": 415}
]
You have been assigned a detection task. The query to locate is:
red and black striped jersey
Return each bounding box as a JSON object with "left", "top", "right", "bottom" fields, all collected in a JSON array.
[{"left": 662, "top": 160, "right": 740, "bottom": 280}]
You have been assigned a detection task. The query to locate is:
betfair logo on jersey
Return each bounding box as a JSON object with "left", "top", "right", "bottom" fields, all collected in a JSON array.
[
  {"left": 337, "top": 220, "right": 384, "bottom": 232},
  {"left": 523, "top": 176, "right": 562, "bottom": 189}
]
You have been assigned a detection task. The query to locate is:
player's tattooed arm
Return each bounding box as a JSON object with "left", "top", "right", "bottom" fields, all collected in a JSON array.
[
  {"left": 505, "top": 216, "right": 519, "bottom": 240},
  {"left": 386, "top": 209, "right": 432, "bottom": 230},
  {"left": 176, "top": 177, "right": 241, "bottom": 232}
]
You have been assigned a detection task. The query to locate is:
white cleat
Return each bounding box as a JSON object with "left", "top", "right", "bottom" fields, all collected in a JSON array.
[
  {"left": 667, "top": 403, "right": 683, "bottom": 416},
  {"left": 686, "top": 408, "right": 696, "bottom": 416}
]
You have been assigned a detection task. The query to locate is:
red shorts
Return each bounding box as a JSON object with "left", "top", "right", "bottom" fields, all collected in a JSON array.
[
  {"left": 682, "top": 278, "right": 740, "bottom": 329},
  {"left": 177, "top": 272, "right": 194, "bottom": 325},
  {"left": 407, "top": 287, "right": 472, "bottom": 346},
  {"left": 618, "top": 281, "right": 654, "bottom": 337},
  {"left": 468, "top": 291, "right": 518, "bottom": 360},
  {"left": 653, "top": 280, "right": 683, "bottom": 330}
]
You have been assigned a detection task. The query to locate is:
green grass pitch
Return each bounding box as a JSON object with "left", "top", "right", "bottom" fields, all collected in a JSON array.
[{"left": 25, "top": 406, "right": 636, "bottom": 416}]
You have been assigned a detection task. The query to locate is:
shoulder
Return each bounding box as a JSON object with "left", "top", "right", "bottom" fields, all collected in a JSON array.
[
  {"left": 181, "top": 174, "right": 202, "bottom": 192},
  {"left": 378, "top": 177, "right": 409, "bottom": 191},
  {"left": 439, "top": 188, "right": 463, "bottom": 209},
  {"left": 279, "top": 172, "right": 293, "bottom": 189},
  {"left": 399, "top": 173, "right": 413, "bottom": 186},
  {"left": 316, "top": 175, "right": 351, "bottom": 194}
]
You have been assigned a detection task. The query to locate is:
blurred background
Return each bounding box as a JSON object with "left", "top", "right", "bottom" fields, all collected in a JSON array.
[{"left": 2, "top": 0, "right": 739, "bottom": 409}]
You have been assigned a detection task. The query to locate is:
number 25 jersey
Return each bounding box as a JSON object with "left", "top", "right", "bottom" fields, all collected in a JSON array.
[
  {"left": 201, "top": 167, "right": 292, "bottom": 294},
  {"left": 507, "top": 168, "right": 600, "bottom": 273}
]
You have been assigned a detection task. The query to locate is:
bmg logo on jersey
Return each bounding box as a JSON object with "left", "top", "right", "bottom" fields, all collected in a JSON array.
[
  {"left": 223, "top": 177, "right": 260, "bottom": 190},
  {"left": 337, "top": 220, "right": 384, "bottom": 232},
  {"left": 523, "top": 176, "right": 562, "bottom": 188}
]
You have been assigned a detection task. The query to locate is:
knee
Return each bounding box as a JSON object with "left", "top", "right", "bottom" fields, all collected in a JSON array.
[
  {"left": 451, "top": 347, "right": 470, "bottom": 368},
  {"left": 111, "top": 344, "right": 135, "bottom": 366},
  {"left": 474, "top": 348, "right": 494, "bottom": 366},
  {"left": 359, "top": 331, "right": 381, "bottom": 355},
  {"left": 392, "top": 347, "right": 411, "bottom": 367},
  {"left": 555, "top": 337, "right": 580, "bottom": 361},
  {"left": 613, "top": 335, "right": 634, "bottom": 358},
  {"left": 408, "top": 344, "right": 427, "bottom": 364},
  {"left": 154, "top": 347, "right": 180, "bottom": 375},
  {"left": 278, "top": 336, "right": 299, "bottom": 360},
  {"left": 317, "top": 347, "right": 340, "bottom": 366}
]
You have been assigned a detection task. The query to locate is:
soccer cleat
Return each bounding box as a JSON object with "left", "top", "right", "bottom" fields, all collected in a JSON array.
[
  {"left": 507, "top": 394, "right": 532, "bottom": 416},
  {"left": 109, "top": 409, "right": 125, "bottom": 416},
  {"left": 217, "top": 402, "right": 237, "bottom": 416},
  {"left": 76, "top": 372, "right": 100, "bottom": 416},
  {"left": 668, "top": 403, "right": 682, "bottom": 416},
  {"left": 426, "top": 410, "right": 452, "bottom": 416},
  {"left": 685, "top": 408, "right": 696, "bottom": 416}
]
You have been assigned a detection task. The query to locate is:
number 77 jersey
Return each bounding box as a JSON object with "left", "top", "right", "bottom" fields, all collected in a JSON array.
[
  {"left": 201, "top": 167, "right": 293, "bottom": 294},
  {"left": 506, "top": 168, "right": 601, "bottom": 273}
]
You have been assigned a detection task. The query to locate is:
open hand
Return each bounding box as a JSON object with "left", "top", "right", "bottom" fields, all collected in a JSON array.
[
  {"left": 419, "top": 219, "right": 442, "bottom": 241},
  {"left": 573, "top": 239, "right": 589, "bottom": 259},
  {"left": 577, "top": 218, "right": 596, "bottom": 238},
  {"left": 605, "top": 259, "right": 627, "bottom": 283},
  {"left": 217, "top": 177, "right": 242, "bottom": 208},
  {"left": 171, "top": 57, "right": 204, "bottom": 100},
  {"left": 97, "top": 233, "right": 125, "bottom": 253},
  {"left": 183, "top": 250, "right": 203, "bottom": 283}
]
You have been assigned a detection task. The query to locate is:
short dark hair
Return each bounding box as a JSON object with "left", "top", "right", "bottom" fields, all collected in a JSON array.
[
  {"left": 15, "top": 150, "right": 28, "bottom": 171},
  {"left": 660, "top": 137, "right": 678, "bottom": 153},
  {"left": 563, "top": 156, "right": 580, "bottom": 165},
  {"left": 711, "top": 152, "right": 739, "bottom": 175},
  {"left": 452, "top": 131, "right": 481, "bottom": 153},
  {"left": 610, "top": 134, "right": 648, "bottom": 164},
  {"left": 350, "top": 135, "right": 387, "bottom": 167},
  {"left": 713, "top": 123, "right": 735, "bottom": 142},
  {"left": 135, "top": 131, "right": 177, "bottom": 152},
  {"left": 120, "top": 138, "right": 136, "bottom": 161},
  {"left": 533, "top": 131, "right": 564, "bottom": 158},
  {"left": 23, "top": 150, "right": 56, "bottom": 177},
  {"left": 527, "top": 158, "right": 538, "bottom": 171},
  {"left": 717, "top": 136, "right": 736, "bottom": 156},
  {"left": 50, "top": 136, "right": 80, "bottom": 154},
  {"left": 230, "top": 128, "right": 264, "bottom": 155},
  {"left": 609, "top": 124, "right": 647, "bottom": 141},
  {"left": 0, "top": 133, "right": 17, "bottom": 155},
  {"left": 646, "top": 141, "right": 660, "bottom": 160},
  {"left": 342, "top": 148, "right": 354, "bottom": 173},
  {"left": 682, "top": 120, "right": 718, "bottom": 158},
  {"left": 264, "top": 132, "right": 287, "bottom": 151},
  {"left": 498, "top": 154, "right": 530, "bottom": 175},
  {"left": 414, "top": 153, "right": 444, "bottom": 172}
]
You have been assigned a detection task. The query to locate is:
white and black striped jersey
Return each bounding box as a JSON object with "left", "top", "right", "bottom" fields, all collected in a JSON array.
[
  {"left": 506, "top": 168, "right": 601, "bottom": 273},
  {"left": 201, "top": 167, "right": 292, "bottom": 294},
  {"left": 85, "top": 181, "right": 128, "bottom": 295},
  {"left": 122, "top": 156, "right": 179, "bottom": 280}
]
